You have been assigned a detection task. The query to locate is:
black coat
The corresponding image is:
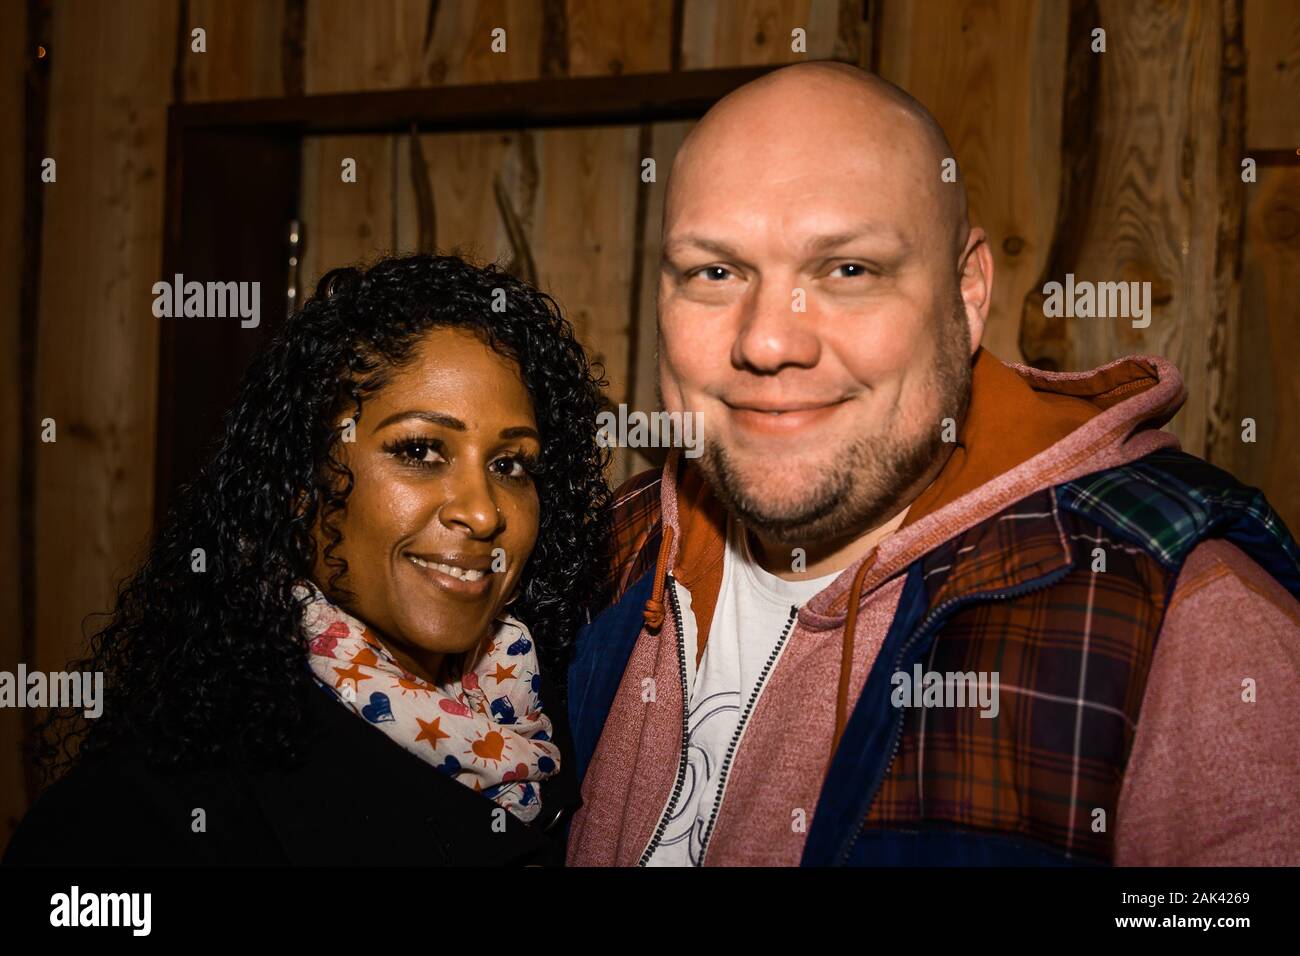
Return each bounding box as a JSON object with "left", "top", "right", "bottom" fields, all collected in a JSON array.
[{"left": 3, "top": 678, "right": 581, "bottom": 866}]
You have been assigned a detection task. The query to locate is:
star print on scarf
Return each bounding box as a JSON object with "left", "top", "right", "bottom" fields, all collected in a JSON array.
[{"left": 296, "top": 582, "right": 561, "bottom": 823}]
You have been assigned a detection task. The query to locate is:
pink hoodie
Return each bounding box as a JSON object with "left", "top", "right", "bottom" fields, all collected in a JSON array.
[{"left": 567, "top": 353, "right": 1300, "bottom": 866}]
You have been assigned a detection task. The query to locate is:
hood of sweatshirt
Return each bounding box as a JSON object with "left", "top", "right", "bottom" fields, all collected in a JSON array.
[{"left": 647, "top": 348, "right": 1187, "bottom": 650}]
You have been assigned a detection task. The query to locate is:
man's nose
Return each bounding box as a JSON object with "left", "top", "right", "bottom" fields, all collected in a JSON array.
[
  {"left": 731, "top": 279, "right": 821, "bottom": 374},
  {"left": 437, "top": 465, "right": 502, "bottom": 539}
]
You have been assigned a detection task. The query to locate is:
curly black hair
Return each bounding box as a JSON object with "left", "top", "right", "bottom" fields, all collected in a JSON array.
[{"left": 38, "top": 253, "right": 611, "bottom": 776}]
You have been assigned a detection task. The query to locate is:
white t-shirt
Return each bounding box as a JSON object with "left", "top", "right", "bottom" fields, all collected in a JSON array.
[{"left": 645, "top": 514, "right": 839, "bottom": 866}]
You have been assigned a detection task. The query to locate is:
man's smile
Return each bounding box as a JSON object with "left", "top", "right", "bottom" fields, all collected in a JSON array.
[{"left": 721, "top": 396, "right": 852, "bottom": 435}]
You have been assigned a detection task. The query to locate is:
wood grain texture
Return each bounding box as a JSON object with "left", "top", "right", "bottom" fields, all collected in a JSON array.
[
  {"left": 306, "top": 0, "right": 544, "bottom": 93},
  {"left": 183, "top": 0, "right": 287, "bottom": 101},
  {"left": 1019, "top": 0, "right": 1102, "bottom": 373},
  {"left": 33, "top": 0, "right": 177, "bottom": 682},
  {"left": 306, "top": 0, "right": 430, "bottom": 93},
  {"left": 1246, "top": 0, "right": 1300, "bottom": 149},
  {"left": 1203, "top": 0, "right": 1245, "bottom": 470},
  {"left": 1238, "top": 0, "right": 1300, "bottom": 534},
  {"left": 394, "top": 131, "right": 521, "bottom": 265},
  {"left": 566, "top": 0, "right": 674, "bottom": 76},
  {"left": 1021, "top": 1, "right": 1225, "bottom": 458},
  {"left": 531, "top": 125, "right": 643, "bottom": 415},
  {"left": 427, "top": 0, "right": 544, "bottom": 84},
  {"left": 298, "top": 135, "right": 397, "bottom": 294},
  {"left": 879, "top": 0, "right": 1068, "bottom": 365},
  {"left": 1236, "top": 166, "right": 1300, "bottom": 535},
  {"left": 680, "top": 0, "right": 842, "bottom": 67},
  {"left": 541, "top": 0, "right": 569, "bottom": 77},
  {"left": 833, "top": 0, "right": 869, "bottom": 67}
]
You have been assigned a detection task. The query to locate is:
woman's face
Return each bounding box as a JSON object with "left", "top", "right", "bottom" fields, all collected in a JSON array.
[{"left": 313, "top": 326, "right": 542, "bottom": 680}]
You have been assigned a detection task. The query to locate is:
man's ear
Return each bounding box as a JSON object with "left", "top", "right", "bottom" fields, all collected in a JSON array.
[{"left": 958, "top": 227, "right": 994, "bottom": 356}]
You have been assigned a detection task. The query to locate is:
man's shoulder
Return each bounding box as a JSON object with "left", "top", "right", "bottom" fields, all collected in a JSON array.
[
  {"left": 1116, "top": 535, "right": 1300, "bottom": 865},
  {"left": 1055, "top": 448, "right": 1300, "bottom": 595},
  {"left": 1167, "top": 537, "right": 1300, "bottom": 631}
]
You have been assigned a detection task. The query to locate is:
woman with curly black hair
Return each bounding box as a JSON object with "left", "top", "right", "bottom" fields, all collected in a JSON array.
[{"left": 5, "top": 254, "right": 611, "bottom": 865}]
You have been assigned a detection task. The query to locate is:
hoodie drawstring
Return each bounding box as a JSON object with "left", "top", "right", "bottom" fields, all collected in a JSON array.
[
  {"left": 828, "top": 556, "right": 874, "bottom": 773},
  {"left": 642, "top": 525, "right": 676, "bottom": 631}
]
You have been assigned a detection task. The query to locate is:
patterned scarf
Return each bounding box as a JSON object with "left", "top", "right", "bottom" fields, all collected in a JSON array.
[{"left": 296, "top": 583, "right": 561, "bottom": 822}]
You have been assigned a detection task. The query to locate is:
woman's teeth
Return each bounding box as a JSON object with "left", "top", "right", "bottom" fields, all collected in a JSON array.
[{"left": 406, "top": 555, "right": 486, "bottom": 582}]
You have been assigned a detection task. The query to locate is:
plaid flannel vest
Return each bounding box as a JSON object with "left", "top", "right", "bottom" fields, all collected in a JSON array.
[
  {"left": 853, "top": 450, "right": 1300, "bottom": 863},
  {"left": 589, "top": 450, "right": 1300, "bottom": 865}
]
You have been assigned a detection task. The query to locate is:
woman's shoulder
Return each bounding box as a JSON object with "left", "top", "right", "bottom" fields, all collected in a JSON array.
[
  {"left": 4, "top": 741, "right": 282, "bottom": 865},
  {"left": 5, "top": 686, "right": 566, "bottom": 868},
  {"left": 5, "top": 684, "right": 574, "bottom": 866}
]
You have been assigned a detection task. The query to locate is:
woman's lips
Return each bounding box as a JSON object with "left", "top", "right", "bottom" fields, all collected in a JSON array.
[
  {"left": 404, "top": 554, "right": 493, "bottom": 600},
  {"left": 725, "top": 399, "right": 848, "bottom": 435}
]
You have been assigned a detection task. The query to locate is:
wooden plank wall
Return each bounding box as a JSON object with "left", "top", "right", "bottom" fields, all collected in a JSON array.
[
  {"left": 182, "top": 0, "right": 290, "bottom": 101},
  {"left": 2, "top": 0, "right": 30, "bottom": 851},
  {"left": 1238, "top": 0, "right": 1300, "bottom": 532},
  {"left": 1030, "top": 1, "right": 1228, "bottom": 461},
  {"left": 31, "top": 0, "right": 179, "bottom": 702},
  {"left": 5, "top": 0, "right": 1297, "bottom": 854}
]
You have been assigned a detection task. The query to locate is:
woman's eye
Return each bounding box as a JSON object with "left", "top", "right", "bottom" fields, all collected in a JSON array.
[
  {"left": 491, "top": 456, "right": 534, "bottom": 481},
  {"left": 407, "top": 442, "right": 438, "bottom": 463},
  {"left": 387, "top": 439, "right": 444, "bottom": 467}
]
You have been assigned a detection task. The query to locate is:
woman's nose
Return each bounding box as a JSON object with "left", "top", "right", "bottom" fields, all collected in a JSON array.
[{"left": 437, "top": 468, "right": 502, "bottom": 538}]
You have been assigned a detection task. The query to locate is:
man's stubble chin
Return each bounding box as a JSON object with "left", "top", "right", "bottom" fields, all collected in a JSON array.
[{"left": 698, "top": 319, "right": 973, "bottom": 547}]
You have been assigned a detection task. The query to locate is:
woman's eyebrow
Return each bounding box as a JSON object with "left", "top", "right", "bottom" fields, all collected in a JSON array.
[
  {"left": 500, "top": 426, "right": 541, "bottom": 442},
  {"left": 372, "top": 410, "right": 465, "bottom": 432},
  {"left": 371, "top": 411, "right": 539, "bottom": 442}
]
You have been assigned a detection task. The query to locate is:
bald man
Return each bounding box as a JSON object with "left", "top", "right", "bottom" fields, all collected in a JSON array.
[{"left": 565, "top": 62, "right": 1300, "bottom": 866}]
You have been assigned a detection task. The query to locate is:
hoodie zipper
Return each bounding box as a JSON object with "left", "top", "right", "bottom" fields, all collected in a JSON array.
[
  {"left": 834, "top": 566, "right": 1071, "bottom": 865},
  {"left": 696, "top": 603, "right": 800, "bottom": 863},
  {"left": 637, "top": 575, "right": 691, "bottom": 866}
]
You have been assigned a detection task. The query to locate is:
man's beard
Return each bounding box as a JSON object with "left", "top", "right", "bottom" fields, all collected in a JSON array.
[{"left": 700, "top": 301, "right": 973, "bottom": 546}]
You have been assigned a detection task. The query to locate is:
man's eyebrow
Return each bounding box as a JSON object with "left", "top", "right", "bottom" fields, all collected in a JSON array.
[
  {"left": 661, "top": 234, "right": 744, "bottom": 260},
  {"left": 802, "top": 224, "right": 910, "bottom": 255},
  {"left": 372, "top": 410, "right": 466, "bottom": 432},
  {"left": 662, "top": 225, "right": 910, "bottom": 261}
]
